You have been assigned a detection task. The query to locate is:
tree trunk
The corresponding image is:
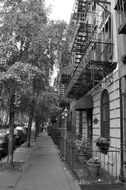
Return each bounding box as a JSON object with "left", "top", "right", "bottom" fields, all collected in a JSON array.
[
  {"left": 7, "top": 93, "right": 15, "bottom": 167},
  {"left": 26, "top": 99, "right": 34, "bottom": 147}
]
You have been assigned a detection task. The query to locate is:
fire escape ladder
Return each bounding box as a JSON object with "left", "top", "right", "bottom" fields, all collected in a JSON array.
[
  {"left": 60, "top": 63, "right": 70, "bottom": 107},
  {"left": 71, "top": 0, "right": 91, "bottom": 71},
  {"left": 59, "top": 83, "right": 69, "bottom": 108}
]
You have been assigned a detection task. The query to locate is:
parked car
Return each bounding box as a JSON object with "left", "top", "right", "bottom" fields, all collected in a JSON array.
[
  {"left": 13, "top": 129, "right": 22, "bottom": 146},
  {"left": 5, "top": 126, "right": 26, "bottom": 147},
  {"left": 0, "top": 131, "right": 8, "bottom": 159},
  {"left": 16, "top": 126, "right": 26, "bottom": 144}
]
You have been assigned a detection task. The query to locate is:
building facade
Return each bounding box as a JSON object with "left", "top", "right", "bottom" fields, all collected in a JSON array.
[
  {"left": 59, "top": 0, "right": 126, "bottom": 180},
  {"left": 114, "top": 0, "right": 126, "bottom": 180}
]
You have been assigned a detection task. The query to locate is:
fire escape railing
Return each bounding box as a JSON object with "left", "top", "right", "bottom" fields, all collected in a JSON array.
[
  {"left": 60, "top": 66, "right": 70, "bottom": 84},
  {"left": 59, "top": 82, "right": 70, "bottom": 107},
  {"left": 59, "top": 64, "right": 70, "bottom": 107},
  {"left": 65, "top": 40, "right": 116, "bottom": 99}
]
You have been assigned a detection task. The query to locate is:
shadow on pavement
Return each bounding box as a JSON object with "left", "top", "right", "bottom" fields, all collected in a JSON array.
[{"left": 80, "top": 183, "right": 126, "bottom": 190}]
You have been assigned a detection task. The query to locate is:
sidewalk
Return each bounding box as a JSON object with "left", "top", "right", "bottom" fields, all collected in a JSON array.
[
  {"left": 0, "top": 133, "right": 80, "bottom": 190},
  {"left": 0, "top": 133, "right": 126, "bottom": 190}
]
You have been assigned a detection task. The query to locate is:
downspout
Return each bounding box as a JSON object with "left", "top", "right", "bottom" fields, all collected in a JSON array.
[{"left": 119, "top": 78, "right": 125, "bottom": 181}]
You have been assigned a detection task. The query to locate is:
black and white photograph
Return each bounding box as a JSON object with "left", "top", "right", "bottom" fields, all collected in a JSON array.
[{"left": 0, "top": 0, "right": 126, "bottom": 190}]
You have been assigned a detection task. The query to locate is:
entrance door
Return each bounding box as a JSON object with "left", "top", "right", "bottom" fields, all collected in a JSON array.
[
  {"left": 87, "top": 109, "right": 93, "bottom": 142},
  {"left": 79, "top": 111, "right": 82, "bottom": 136}
]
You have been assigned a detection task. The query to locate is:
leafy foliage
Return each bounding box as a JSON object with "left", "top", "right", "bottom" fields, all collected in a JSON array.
[
  {"left": 34, "top": 86, "right": 59, "bottom": 121},
  {"left": 0, "top": 0, "right": 67, "bottom": 158},
  {"left": 0, "top": 0, "right": 67, "bottom": 109}
]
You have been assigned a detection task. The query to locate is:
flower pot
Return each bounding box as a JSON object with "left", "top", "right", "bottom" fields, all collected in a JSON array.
[
  {"left": 96, "top": 138, "right": 110, "bottom": 153},
  {"left": 99, "top": 145, "right": 109, "bottom": 154},
  {"left": 86, "top": 162, "right": 100, "bottom": 180},
  {"left": 77, "top": 154, "right": 86, "bottom": 165},
  {"left": 100, "top": 147, "right": 108, "bottom": 154}
]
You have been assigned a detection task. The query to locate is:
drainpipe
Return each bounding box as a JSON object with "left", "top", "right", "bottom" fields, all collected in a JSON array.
[{"left": 119, "top": 78, "right": 125, "bottom": 181}]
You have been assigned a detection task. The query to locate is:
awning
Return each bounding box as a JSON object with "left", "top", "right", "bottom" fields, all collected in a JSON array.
[{"left": 75, "top": 95, "right": 93, "bottom": 111}]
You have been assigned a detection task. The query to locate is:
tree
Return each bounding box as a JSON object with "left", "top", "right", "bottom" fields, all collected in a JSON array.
[
  {"left": 0, "top": 61, "right": 43, "bottom": 165},
  {"left": 0, "top": 0, "right": 67, "bottom": 165},
  {"left": 0, "top": 0, "right": 48, "bottom": 155}
]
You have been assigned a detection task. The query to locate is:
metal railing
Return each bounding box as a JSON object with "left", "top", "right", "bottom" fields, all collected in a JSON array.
[
  {"left": 64, "top": 39, "right": 114, "bottom": 98},
  {"left": 65, "top": 139, "right": 120, "bottom": 181},
  {"left": 49, "top": 129, "right": 121, "bottom": 181}
]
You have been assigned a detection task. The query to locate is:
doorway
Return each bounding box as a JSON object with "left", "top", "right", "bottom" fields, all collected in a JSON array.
[
  {"left": 87, "top": 109, "right": 93, "bottom": 142},
  {"left": 79, "top": 111, "right": 83, "bottom": 136}
]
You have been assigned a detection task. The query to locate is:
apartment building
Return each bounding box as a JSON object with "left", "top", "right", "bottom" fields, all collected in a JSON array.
[{"left": 59, "top": 0, "right": 126, "bottom": 180}]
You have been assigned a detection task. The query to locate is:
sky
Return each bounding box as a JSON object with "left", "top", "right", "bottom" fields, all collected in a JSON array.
[{"left": 45, "top": 0, "right": 75, "bottom": 23}]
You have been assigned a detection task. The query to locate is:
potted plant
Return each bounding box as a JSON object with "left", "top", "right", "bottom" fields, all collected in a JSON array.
[
  {"left": 86, "top": 157, "right": 100, "bottom": 179},
  {"left": 79, "top": 138, "right": 92, "bottom": 160},
  {"left": 96, "top": 137, "right": 110, "bottom": 154},
  {"left": 73, "top": 137, "right": 92, "bottom": 165}
]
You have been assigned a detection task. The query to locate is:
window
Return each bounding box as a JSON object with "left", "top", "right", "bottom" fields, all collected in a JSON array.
[
  {"left": 100, "top": 17, "right": 112, "bottom": 60},
  {"left": 116, "top": 0, "right": 126, "bottom": 13},
  {"left": 92, "top": 3, "right": 96, "bottom": 11},
  {"left": 104, "top": 17, "right": 111, "bottom": 42},
  {"left": 115, "top": 0, "right": 126, "bottom": 24},
  {"left": 101, "top": 89, "right": 110, "bottom": 139}
]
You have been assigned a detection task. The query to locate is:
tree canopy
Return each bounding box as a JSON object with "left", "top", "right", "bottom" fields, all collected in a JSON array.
[
  {"left": 0, "top": 0, "right": 67, "bottom": 111},
  {"left": 0, "top": 0, "right": 68, "bottom": 160}
]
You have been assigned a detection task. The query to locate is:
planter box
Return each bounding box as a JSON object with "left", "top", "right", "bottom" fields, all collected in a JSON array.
[{"left": 86, "top": 162, "right": 100, "bottom": 180}]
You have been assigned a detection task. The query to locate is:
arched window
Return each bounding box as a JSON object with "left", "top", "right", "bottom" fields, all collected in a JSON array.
[{"left": 101, "top": 89, "right": 110, "bottom": 138}]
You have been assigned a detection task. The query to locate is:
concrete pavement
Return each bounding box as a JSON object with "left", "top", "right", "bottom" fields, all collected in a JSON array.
[
  {"left": 0, "top": 133, "right": 80, "bottom": 190},
  {"left": 0, "top": 132, "right": 126, "bottom": 190}
]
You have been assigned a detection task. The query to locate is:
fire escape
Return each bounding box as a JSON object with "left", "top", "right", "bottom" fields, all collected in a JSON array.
[
  {"left": 59, "top": 41, "right": 71, "bottom": 108},
  {"left": 63, "top": 0, "right": 117, "bottom": 100},
  {"left": 59, "top": 67, "right": 70, "bottom": 108}
]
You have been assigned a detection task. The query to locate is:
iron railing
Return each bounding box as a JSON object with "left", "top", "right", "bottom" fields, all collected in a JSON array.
[
  {"left": 49, "top": 128, "right": 121, "bottom": 181},
  {"left": 65, "top": 139, "right": 120, "bottom": 181}
]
